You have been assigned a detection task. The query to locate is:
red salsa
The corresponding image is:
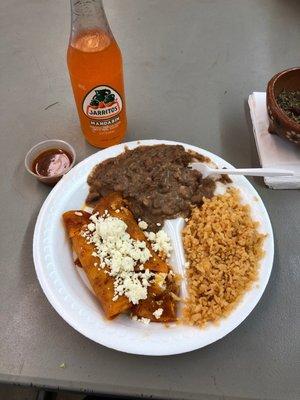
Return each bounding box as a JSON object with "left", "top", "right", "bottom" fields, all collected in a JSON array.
[{"left": 32, "top": 148, "right": 72, "bottom": 177}]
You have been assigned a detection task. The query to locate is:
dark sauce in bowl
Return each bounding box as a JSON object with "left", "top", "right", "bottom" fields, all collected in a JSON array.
[{"left": 32, "top": 148, "right": 73, "bottom": 178}]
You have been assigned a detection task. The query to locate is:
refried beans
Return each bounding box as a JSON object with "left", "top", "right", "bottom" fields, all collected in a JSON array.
[{"left": 86, "top": 144, "right": 216, "bottom": 231}]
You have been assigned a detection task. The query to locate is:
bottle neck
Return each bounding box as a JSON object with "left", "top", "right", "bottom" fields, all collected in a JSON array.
[{"left": 70, "top": 0, "right": 112, "bottom": 42}]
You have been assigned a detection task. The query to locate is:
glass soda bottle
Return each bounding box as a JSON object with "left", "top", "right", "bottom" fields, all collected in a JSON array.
[{"left": 67, "top": 0, "right": 127, "bottom": 148}]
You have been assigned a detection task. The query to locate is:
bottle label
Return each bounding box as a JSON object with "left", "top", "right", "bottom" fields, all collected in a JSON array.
[{"left": 82, "top": 85, "right": 123, "bottom": 126}]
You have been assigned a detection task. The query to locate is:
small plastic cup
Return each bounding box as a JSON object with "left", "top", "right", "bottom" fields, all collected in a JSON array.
[{"left": 25, "top": 139, "right": 76, "bottom": 186}]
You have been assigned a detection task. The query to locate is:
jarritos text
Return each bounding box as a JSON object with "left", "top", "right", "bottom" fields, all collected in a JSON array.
[{"left": 83, "top": 86, "right": 123, "bottom": 125}]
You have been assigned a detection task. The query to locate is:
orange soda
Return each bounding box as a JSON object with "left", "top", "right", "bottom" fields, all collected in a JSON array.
[{"left": 67, "top": 1, "right": 127, "bottom": 148}]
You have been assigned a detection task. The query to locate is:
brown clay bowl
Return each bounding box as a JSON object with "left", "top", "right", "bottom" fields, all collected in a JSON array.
[{"left": 266, "top": 67, "right": 300, "bottom": 145}]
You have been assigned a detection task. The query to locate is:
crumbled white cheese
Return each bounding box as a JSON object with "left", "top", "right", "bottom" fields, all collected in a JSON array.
[
  {"left": 82, "top": 213, "right": 154, "bottom": 305},
  {"left": 94, "top": 262, "right": 98, "bottom": 266},
  {"left": 156, "top": 223, "right": 161, "bottom": 227},
  {"left": 153, "top": 308, "right": 163, "bottom": 319},
  {"left": 138, "top": 220, "right": 148, "bottom": 230},
  {"left": 184, "top": 261, "right": 190, "bottom": 268},
  {"left": 145, "top": 229, "right": 172, "bottom": 258},
  {"left": 75, "top": 211, "right": 83, "bottom": 216},
  {"left": 146, "top": 232, "right": 155, "bottom": 241},
  {"left": 131, "top": 315, "right": 138, "bottom": 321},
  {"left": 184, "top": 218, "right": 189, "bottom": 222},
  {"left": 87, "top": 222, "right": 95, "bottom": 232}
]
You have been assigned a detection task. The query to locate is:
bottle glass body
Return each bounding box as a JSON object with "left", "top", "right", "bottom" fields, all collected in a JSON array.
[{"left": 67, "top": 0, "right": 127, "bottom": 148}]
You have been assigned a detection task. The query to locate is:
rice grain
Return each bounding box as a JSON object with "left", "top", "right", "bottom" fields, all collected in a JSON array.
[{"left": 182, "top": 188, "right": 265, "bottom": 327}]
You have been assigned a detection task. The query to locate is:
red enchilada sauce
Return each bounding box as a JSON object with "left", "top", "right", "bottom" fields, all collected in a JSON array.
[{"left": 32, "top": 148, "right": 72, "bottom": 178}]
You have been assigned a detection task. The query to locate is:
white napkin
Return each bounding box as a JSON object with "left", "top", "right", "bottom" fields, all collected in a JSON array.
[{"left": 248, "top": 92, "right": 300, "bottom": 189}]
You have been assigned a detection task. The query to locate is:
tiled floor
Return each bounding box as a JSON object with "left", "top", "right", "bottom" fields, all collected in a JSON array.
[
  {"left": 0, "top": 384, "right": 38, "bottom": 400},
  {"left": 0, "top": 384, "right": 84, "bottom": 400}
]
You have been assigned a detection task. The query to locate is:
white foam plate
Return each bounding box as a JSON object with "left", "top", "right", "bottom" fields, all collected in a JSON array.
[{"left": 33, "top": 139, "right": 274, "bottom": 355}]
